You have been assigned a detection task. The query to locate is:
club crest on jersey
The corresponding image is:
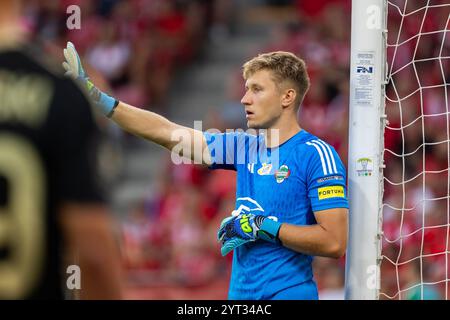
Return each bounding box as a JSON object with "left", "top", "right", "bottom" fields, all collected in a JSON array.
[
  {"left": 257, "top": 163, "right": 273, "bottom": 175},
  {"left": 275, "top": 165, "right": 290, "bottom": 183}
]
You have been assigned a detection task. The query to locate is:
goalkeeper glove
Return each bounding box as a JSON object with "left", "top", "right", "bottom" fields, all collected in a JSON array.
[
  {"left": 217, "top": 213, "right": 281, "bottom": 256},
  {"left": 62, "top": 41, "right": 119, "bottom": 117}
]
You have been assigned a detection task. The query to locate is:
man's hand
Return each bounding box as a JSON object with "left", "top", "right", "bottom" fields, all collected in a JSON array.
[
  {"left": 217, "top": 214, "right": 281, "bottom": 256},
  {"left": 62, "top": 41, "right": 118, "bottom": 117}
]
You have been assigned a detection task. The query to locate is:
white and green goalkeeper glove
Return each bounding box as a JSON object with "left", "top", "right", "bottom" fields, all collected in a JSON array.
[
  {"left": 62, "top": 41, "right": 118, "bottom": 117},
  {"left": 217, "top": 213, "right": 282, "bottom": 256}
]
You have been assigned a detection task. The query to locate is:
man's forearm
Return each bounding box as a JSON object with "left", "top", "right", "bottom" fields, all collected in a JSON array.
[
  {"left": 78, "top": 247, "right": 123, "bottom": 300},
  {"left": 278, "top": 223, "right": 346, "bottom": 258},
  {"left": 61, "top": 204, "right": 124, "bottom": 300},
  {"left": 111, "top": 101, "right": 175, "bottom": 149},
  {"left": 111, "top": 101, "right": 211, "bottom": 164}
]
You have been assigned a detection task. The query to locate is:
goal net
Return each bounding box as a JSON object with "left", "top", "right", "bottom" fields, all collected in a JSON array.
[{"left": 381, "top": 0, "right": 450, "bottom": 300}]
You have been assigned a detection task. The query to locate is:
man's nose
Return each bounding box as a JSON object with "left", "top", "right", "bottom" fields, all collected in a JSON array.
[{"left": 241, "top": 92, "right": 251, "bottom": 105}]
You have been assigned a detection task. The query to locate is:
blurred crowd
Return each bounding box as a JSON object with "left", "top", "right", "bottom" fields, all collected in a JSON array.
[
  {"left": 23, "top": 0, "right": 227, "bottom": 110},
  {"left": 23, "top": 0, "right": 449, "bottom": 299}
]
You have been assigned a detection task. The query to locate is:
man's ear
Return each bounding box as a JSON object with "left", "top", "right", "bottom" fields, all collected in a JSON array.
[{"left": 281, "top": 88, "right": 297, "bottom": 108}]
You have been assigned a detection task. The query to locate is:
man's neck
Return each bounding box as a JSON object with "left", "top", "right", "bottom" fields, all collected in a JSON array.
[
  {"left": 264, "top": 121, "right": 302, "bottom": 148},
  {"left": 0, "top": 3, "right": 24, "bottom": 49},
  {"left": 0, "top": 24, "right": 23, "bottom": 49}
]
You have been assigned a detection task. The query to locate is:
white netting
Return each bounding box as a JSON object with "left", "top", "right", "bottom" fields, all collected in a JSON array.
[{"left": 381, "top": 0, "right": 450, "bottom": 299}]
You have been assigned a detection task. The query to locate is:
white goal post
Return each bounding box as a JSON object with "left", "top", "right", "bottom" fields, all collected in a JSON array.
[{"left": 345, "top": 0, "right": 387, "bottom": 300}]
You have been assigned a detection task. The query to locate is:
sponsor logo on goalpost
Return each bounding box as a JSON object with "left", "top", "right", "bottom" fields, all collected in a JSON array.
[
  {"left": 354, "top": 51, "right": 375, "bottom": 107},
  {"left": 356, "top": 66, "right": 373, "bottom": 73},
  {"left": 356, "top": 157, "right": 374, "bottom": 177}
]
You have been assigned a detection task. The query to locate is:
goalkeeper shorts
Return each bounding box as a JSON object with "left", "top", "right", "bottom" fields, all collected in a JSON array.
[{"left": 269, "top": 280, "right": 319, "bottom": 300}]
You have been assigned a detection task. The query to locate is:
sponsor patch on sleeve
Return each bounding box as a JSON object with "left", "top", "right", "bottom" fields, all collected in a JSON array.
[
  {"left": 318, "top": 186, "right": 345, "bottom": 200},
  {"left": 316, "top": 175, "right": 344, "bottom": 183}
]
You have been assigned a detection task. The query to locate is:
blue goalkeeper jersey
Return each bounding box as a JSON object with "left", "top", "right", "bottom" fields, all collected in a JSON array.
[{"left": 204, "top": 129, "right": 348, "bottom": 300}]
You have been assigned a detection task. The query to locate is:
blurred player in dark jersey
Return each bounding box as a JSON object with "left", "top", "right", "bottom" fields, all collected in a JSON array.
[{"left": 0, "top": 0, "right": 123, "bottom": 299}]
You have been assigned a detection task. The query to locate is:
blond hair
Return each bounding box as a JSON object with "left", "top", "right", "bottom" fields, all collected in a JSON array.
[{"left": 242, "top": 51, "right": 310, "bottom": 108}]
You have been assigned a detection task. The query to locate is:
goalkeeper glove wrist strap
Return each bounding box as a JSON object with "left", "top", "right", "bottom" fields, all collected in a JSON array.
[
  {"left": 103, "top": 95, "right": 119, "bottom": 118},
  {"left": 85, "top": 78, "right": 118, "bottom": 117},
  {"left": 258, "top": 218, "right": 282, "bottom": 244},
  {"left": 96, "top": 92, "right": 118, "bottom": 118}
]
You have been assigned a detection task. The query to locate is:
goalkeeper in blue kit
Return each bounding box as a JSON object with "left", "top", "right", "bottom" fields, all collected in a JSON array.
[{"left": 63, "top": 42, "right": 348, "bottom": 300}]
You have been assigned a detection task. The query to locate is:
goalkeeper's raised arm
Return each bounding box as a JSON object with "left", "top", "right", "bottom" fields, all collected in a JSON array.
[{"left": 62, "top": 42, "right": 211, "bottom": 165}]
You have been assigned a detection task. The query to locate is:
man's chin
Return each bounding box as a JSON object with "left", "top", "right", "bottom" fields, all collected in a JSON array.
[{"left": 247, "top": 121, "right": 265, "bottom": 130}]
